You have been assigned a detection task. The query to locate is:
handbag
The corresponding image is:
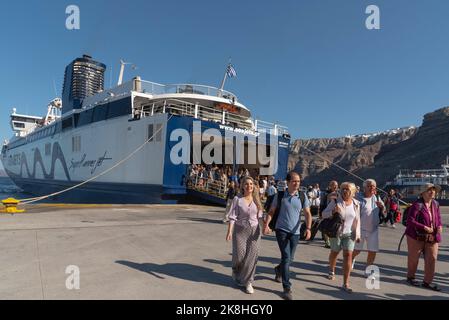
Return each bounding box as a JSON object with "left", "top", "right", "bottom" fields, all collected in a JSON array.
[
  {"left": 416, "top": 233, "right": 435, "bottom": 243},
  {"left": 319, "top": 200, "right": 343, "bottom": 238},
  {"left": 415, "top": 203, "right": 436, "bottom": 244}
]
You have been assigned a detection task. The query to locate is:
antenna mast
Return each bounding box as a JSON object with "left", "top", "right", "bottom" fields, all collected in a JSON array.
[{"left": 117, "top": 59, "right": 136, "bottom": 85}]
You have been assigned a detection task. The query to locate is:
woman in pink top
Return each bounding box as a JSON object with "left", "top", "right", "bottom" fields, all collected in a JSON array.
[
  {"left": 405, "top": 183, "right": 443, "bottom": 291},
  {"left": 226, "top": 176, "right": 263, "bottom": 294}
]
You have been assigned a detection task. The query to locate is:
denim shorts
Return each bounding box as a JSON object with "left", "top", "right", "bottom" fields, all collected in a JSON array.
[{"left": 330, "top": 233, "right": 355, "bottom": 252}]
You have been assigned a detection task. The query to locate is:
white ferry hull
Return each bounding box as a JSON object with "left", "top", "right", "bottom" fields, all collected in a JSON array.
[{"left": 1, "top": 111, "right": 290, "bottom": 203}]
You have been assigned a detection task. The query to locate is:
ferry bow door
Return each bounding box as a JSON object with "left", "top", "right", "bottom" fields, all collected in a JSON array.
[
  {"left": 190, "top": 127, "right": 233, "bottom": 169},
  {"left": 190, "top": 130, "right": 279, "bottom": 176},
  {"left": 190, "top": 127, "right": 254, "bottom": 175},
  {"left": 236, "top": 135, "right": 279, "bottom": 179},
  {"left": 188, "top": 126, "right": 231, "bottom": 199}
]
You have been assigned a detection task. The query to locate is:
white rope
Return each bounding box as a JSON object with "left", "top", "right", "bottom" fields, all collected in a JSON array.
[
  {"left": 299, "top": 144, "right": 410, "bottom": 205},
  {"left": 19, "top": 114, "right": 174, "bottom": 205},
  {"left": 14, "top": 116, "right": 411, "bottom": 207}
]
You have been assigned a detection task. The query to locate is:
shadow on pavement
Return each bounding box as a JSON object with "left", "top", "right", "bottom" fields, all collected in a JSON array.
[
  {"left": 380, "top": 248, "right": 449, "bottom": 263},
  {"left": 116, "top": 260, "right": 233, "bottom": 288},
  {"left": 384, "top": 293, "right": 448, "bottom": 300},
  {"left": 306, "top": 287, "right": 390, "bottom": 300},
  {"left": 177, "top": 217, "right": 224, "bottom": 224},
  {"left": 312, "top": 258, "right": 449, "bottom": 294}
]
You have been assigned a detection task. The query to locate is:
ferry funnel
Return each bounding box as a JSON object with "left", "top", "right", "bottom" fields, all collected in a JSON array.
[{"left": 62, "top": 54, "right": 106, "bottom": 114}]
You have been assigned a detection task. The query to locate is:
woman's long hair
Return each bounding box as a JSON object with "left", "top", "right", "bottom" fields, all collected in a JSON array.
[{"left": 240, "top": 176, "right": 263, "bottom": 212}]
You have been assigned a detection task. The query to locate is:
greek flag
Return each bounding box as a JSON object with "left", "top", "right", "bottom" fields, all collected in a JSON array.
[{"left": 226, "top": 64, "right": 237, "bottom": 78}]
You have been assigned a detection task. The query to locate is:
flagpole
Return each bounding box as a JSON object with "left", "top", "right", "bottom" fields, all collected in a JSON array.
[
  {"left": 218, "top": 66, "right": 228, "bottom": 96},
  {"left": 219, "top": 58, "right": 232, "bottom": 96}
]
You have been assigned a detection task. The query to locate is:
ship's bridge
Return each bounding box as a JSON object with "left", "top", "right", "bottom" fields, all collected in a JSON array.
[{"left": 9, "top": 109, "right": 43, "bottom": 137}]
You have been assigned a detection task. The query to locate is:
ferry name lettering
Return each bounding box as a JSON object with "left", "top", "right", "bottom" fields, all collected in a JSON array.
[
  {"left": 92, "top": 151, "right": 112, "bottom": 174},
  {"left": 69, "top": 152, "right": 112, "bottom": 174},
  {"left": 218, "top": 124, "right": 259, "bottom": 137},
  {"left": 69, "top": 154, "right": 87, "bottom": 171}
]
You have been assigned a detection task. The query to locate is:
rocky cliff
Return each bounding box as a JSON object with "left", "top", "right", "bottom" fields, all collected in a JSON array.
[{"left": 289, "top": 106, "right": 449, "bottom": 187}]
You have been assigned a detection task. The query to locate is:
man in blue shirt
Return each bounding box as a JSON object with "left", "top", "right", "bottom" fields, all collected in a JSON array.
[{"left": 263, "top": 172, "right": 312, "bottom": 300}]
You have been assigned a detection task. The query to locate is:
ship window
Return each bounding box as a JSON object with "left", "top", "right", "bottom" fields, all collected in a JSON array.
[
  {"left": 72, "top": 136, "right": 81, "bottom": 153},
  {"left": 13, "top": 122, "right": 25, "bottom": 128},
  {"left": 107, "top": 98, "right": 132, "bottom": 119},
  {"left": 73, "top": 113, "right": 80, "bottom": 127},
  {"left": 77, "top": 109, "right": 94, "bottom": 127},
  {"left": 45, "top": 143, "right": 51, "bottom": 156},
  {"left": 62, "top": 117, "right": 73, "bottom": 131},
  {"left": 155, "top": 123, "right": 162, "bottom": 142},
  {"left": 148, "top": 124, "right": 154, "bottom": 142},
  {"left": 93, "top": 104, "right": 108, "bottom": 123}
]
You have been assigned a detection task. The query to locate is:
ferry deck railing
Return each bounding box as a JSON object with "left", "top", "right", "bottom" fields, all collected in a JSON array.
[
  {"left": 137, "top": 80, "right": 238, "bottom": 102},
  {"left": 81, "top": 78, "right": 288, "bottom": 136},
  {"left": 135, "top": 98, "right": 289, "bottom": 136},
  {"left": 187, "top": 173, "right": 228, "bottom": 199}
]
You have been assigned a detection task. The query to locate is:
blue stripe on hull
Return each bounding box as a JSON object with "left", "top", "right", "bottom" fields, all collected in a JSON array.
[{"left": 10, "top": 178, "right": 186, "bottom": 204}]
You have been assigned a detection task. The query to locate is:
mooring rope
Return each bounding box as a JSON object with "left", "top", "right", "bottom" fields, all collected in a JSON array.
[
  {"left": 299, "top": 143, "right": 410, "bottom": 206},
  {"left": 17, "top": 114, "right": 174, "bottom": 205}
]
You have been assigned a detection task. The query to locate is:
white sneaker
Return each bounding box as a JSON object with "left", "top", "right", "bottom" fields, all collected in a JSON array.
[
  {"left": 245, "top": 283, "right": 254, "bottom": 294},
  {"left": 391, "top": 224, "right": 396, "bottom": 229}
]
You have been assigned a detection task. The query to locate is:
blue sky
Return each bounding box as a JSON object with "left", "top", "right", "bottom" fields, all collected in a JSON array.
[{"left": 2, "top": 0, "right": 449, "bottom": 170}]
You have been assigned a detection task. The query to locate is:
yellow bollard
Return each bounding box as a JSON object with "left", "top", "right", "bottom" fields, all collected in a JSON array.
[{"left": 1, "top": 198, "right": 25, "bottom": 214}]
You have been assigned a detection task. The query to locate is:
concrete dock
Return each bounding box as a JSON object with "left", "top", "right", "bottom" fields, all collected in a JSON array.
[{"left": 0, "top": 204, "right": 448, "bottom": 300}]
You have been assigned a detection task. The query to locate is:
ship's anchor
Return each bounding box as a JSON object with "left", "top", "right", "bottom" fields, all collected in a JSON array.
[{"left": 1, "top": 198, "right": 25, "bottom": 214}]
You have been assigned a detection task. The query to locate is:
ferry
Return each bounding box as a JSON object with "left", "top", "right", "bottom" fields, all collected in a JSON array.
[
  {"left": 1, "top": 55, "right": 290, "bottom": 204},
  {"left": 384, "top": 158, "right": 449, "bottom": 205}
]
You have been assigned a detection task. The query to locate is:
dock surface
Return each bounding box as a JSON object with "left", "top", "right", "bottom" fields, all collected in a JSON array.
[{"left": 1, "top": 204, "right": 448, "bottom": 300}]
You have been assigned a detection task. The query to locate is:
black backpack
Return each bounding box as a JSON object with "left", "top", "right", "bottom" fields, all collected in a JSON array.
[
  {"left": 318, "top": 199, "right": 344, "bottom": 238},
  {"left": 264, "top": 194, "right": 276, "bottom": 212},
  {"left": 268, "top": 190, "right": 306, "bottom": 230},
  {"left": 401, "top": 205, "right": 413, "bottom": 227}
]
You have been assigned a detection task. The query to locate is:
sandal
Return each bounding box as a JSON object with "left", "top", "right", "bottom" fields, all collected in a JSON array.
[
  {"left": 342, "top": 284, "right": 353, "bottom": 293},
  {"left": 406, "top": 277, "right": 420, "bottom": 287},
  {"left": 422, "top": 282, "right": 442, "bottom": 292},
  {"left": 327, "top": 271, "right": 335, "bottom": 280}
]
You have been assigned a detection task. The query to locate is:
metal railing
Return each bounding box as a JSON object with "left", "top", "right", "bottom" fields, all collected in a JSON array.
[
  {"left": 187, "top": 173, "right": 228, "bottom": 199},
  {"left": 81, "top": 78, "right": 289, "bottom": 136},
  {"left": 138, "top": 80, "right": 238, "bottom": 101},
  {"left": 136, "top": 98, "right": 255, "bottom": 130},
  {"left": 135, "top": 98, "right": 289, "bottom": 135}
]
